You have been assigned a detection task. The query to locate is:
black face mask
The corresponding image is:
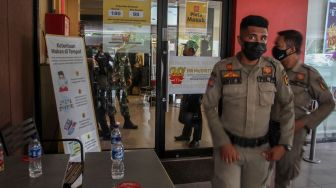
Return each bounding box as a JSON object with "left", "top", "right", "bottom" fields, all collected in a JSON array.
[
  {"left": 272, "top": 47, "right": 293, "bottom": 61},
  {"left": 242, "top": 42, "right": 267, "bottom": 61}
]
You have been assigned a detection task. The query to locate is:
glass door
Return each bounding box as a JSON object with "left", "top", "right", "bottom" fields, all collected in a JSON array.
[
  {"left": 156, "top": 0, "right": 233, "bottom": 157},
  {"left": 81, "top": 0, "right": 157, "bottom": 150},
  {"left": 80, "top": 0, "right": 232, "bottom": 157}
]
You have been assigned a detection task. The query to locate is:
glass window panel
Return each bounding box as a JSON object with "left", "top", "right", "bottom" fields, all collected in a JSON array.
[
  {"left": 305, "top": 0, "right": 336, "bottom": 141},
  {"left": 81, "top": 0, "right": 157, "bottom": 149},
  {"left": 165, "top": 0, "right": 222, "bottom": 150}
]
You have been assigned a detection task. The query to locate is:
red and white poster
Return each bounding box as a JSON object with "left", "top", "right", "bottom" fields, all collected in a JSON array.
[{"left": 168, "top": 56, "right": 220, "bottom": 94}]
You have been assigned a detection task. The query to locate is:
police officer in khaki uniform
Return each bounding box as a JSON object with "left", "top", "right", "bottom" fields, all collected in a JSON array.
[
  {"left": 271, "top": 30, "right": 335, "bottom": 188},
  {"left": 203, "top": 15, "right": 295, "bottom": 188}
]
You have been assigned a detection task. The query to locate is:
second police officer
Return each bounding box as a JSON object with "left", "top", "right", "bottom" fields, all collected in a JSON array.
[
  {"left": 203, "top": 15, "right": 295, "bottom": 188},
  {"left": 271, "top": 30, "right": 335, "bottom": 188}
]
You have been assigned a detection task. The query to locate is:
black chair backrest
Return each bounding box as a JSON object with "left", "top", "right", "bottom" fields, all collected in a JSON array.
[
  {"left": 40, "top": 138, "right": 85, "bottom": 187},
  {"left": 0, "top": 118, "right": 37, "bottom": 156},
  {"left": 41, "top": 139, "right": 84, "bottom": 164}
]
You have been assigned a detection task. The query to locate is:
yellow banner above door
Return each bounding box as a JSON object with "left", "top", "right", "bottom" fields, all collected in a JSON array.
[
  {"left": 186, "top": 1, "right": 208, "bottom": 29},
  {"left": 103, "top": 0, "right": 151, "bottom": 25}
]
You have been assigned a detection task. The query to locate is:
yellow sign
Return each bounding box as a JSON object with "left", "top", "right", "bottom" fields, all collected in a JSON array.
[
  {"left": 186, "top": 1, "right": 208, "bottom": 29},
  {"left": 103, "top": 0, "right": 151, "bottom": 25}
]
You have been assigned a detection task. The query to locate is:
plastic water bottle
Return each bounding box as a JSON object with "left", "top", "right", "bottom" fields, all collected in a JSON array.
[
  {"left": 0, "top": 142, "right": 4, "bottom": 172},
  {"left": 28, "top": 134, "right": 42, "bottom": 178},
  {"left": 111, "top": 124, "right": 121, "bottom": 150},
  {"left": 111, "top": 124, "right": 124, "bottom": 179}
]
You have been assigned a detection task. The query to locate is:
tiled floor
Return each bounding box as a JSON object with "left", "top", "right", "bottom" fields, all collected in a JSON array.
[
  {"left": 99, "top": 95, "right": 336, "bottom": 188},
  {"left": 99, "top": 95, "right": 213, "bottom": 150},
  {"left": 175, "top": 142, "right": 336, "bottom": 188}
]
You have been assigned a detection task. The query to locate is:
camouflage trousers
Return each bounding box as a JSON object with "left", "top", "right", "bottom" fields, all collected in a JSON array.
[
  {"left": 114, "top": 87, "right": 131, "bottom": 118},
  {"left": 96, "top": 87, "right": 130, "bottom": 133}
]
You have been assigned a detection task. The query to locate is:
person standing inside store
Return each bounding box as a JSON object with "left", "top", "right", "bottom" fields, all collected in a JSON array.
[
  {"left": 271, "top": 30, "right": 335, "bottom": 188},
  {"left": 203, "top": 15, "right": 295, "bottom": 188},
  {"left": 94, "top": 44, "right": 115, "bottom": 139},
  {"left": 174, "top": 40, "right": 203, "bottom": 148},
  {"left": 112, "top": 50, "right": 138, "bottom": 129},
  {"left": 200, "top": 39, "right": 212, "bottom": 57}
]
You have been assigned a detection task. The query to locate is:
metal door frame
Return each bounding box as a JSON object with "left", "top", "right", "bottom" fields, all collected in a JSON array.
[{"left": 155, "top": 0, "right": 235, "bottom": 158}]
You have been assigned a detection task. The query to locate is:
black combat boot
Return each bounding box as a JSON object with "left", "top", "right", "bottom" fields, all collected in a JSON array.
[
  {"left": 189, "top": 122, "right": 202, "bottom": 148},
  {"left": 108, "top": 113, "right": 116, "bottom": 129},
  {"left": 97, "top": 108, "right": 111, "bottom": 140},
  {"left": 123, "top": 116, "right": 138, "bottom": 129},
  {"left": 175, "top": 124, "right": 192, "bottom": 141},
  {"left": 101, "top": 123, "right": 111, "bottom": 140}
]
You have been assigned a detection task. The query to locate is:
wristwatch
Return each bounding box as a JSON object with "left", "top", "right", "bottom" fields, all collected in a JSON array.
[{"left": 281, "top": 144, "right": 292, "bottom": 151}]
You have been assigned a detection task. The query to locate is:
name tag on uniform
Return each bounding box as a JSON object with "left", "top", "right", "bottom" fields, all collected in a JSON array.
[
  {"left": 221, "top": 70, "right": 242, "bottom": 85},
  {"left": 257, "top": 76, "right": 276, "bottom": 83}
]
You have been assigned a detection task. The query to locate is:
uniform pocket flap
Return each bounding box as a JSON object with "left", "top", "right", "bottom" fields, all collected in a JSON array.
[{"left": 258, "top": 83, "right": 277, "bottom": 92}]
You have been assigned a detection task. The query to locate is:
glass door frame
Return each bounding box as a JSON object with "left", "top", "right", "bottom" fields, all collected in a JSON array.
[{"left": 155, "top": 0, "right": 235, "bottom": 158}]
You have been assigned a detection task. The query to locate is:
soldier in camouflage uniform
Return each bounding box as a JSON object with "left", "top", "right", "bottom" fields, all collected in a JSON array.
[
  {"left": 94, "top": 44, "right": 116, "bottom": 139},
  {"left": 203, "top": 15, "right": 295, "bottom": 188},
  {"left": 110, "top": 50, "right": 138, "bottom": 129},
  {"left": 271, "top": 30, "right": 335, "bottom": 188}
]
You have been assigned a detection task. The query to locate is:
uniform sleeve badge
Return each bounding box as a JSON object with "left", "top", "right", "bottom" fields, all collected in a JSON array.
[
  {"left": 208, "top": 78, "right": 215, "bottom": 87},
  {"left": 207, "top": 72, "right": 217, "bottom": 88}
]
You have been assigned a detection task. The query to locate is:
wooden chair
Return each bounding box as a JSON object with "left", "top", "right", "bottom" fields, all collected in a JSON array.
[{"left": 0, "top": 118, "right": 37, "bottom": 156}]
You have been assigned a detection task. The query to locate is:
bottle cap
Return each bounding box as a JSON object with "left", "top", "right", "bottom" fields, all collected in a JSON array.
[
  {"left": 31, "top": 133, "right": 39, "bottom": 140},
  {"left": 113, "top": 122, "right": 121, "bottom": 128},
  {"left": 117, "top": 182, "right": 141, "bottom": 188}
]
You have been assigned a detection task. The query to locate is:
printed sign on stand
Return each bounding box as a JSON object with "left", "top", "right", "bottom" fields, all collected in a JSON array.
[
  {"left": 45, "top": 35, "right": 101, "bottom": 162},
  {"left": 168, "top": 56, "right": 220, "bottom": 94}
]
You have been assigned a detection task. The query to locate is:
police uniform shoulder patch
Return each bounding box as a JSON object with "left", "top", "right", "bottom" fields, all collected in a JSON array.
[
  {"left": 207, "top": 71, "right": 217, "bottom": 88},
  {"left": 317, "top": 77, "right": 328, "bottom": 91}
]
